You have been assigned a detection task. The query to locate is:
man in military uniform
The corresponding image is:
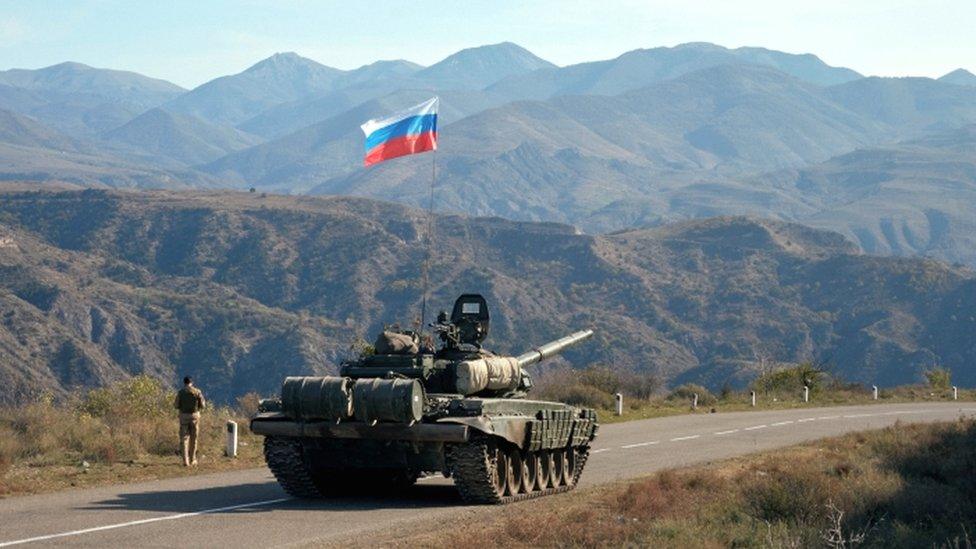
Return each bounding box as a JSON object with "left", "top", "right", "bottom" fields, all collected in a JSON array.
[{"left": 174, "top": 376, "right": 206, "bottom": 466}]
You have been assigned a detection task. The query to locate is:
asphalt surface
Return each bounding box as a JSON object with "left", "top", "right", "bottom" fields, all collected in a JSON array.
[{"left": 1, "top": 402, "right": 973, "bottom": 548}]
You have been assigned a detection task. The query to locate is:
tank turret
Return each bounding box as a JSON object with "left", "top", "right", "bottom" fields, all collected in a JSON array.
[{"left": 251, "top": 294, "right": 599, "bottom": 504}]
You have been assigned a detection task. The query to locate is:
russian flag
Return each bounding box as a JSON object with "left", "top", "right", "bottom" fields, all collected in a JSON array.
[{"left": 360, "top": 97, "right": 438, "bottom": 167}]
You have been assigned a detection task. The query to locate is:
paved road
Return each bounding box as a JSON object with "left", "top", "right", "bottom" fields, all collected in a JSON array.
[{"left": 1, "top": 402, "right": 973, "bottom": 547}]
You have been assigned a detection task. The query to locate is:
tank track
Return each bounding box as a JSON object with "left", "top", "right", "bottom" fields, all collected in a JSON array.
[
  {"left": 263, "top": 436, "right": 323, "bottom": 498},
  {"left": 264, "top": 436, "right": 420, "bottom": 498},
  {"left": 450, "top": 437, "right": 590, "bottom": 504}
]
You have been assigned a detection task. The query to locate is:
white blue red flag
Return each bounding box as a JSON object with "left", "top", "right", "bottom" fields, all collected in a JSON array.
[{"left": 360, "top": 97, "right": 438, "bottom": 166}]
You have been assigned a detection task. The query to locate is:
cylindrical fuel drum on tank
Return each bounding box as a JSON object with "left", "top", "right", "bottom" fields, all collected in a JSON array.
[
  {"left": 281, "top": 376, "right": 353, "bottom": 421},
  {"left": 352, "top": 378, "right": 424, "bottom": 423},
  {"left": 455, "top": 356, "right": 521, "bottom": 395}
]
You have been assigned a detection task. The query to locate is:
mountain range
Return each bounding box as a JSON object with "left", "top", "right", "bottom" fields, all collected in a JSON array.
[
  {"left": 1, "top": 189, "right": 973, "bottom": 403},
  {"left": 3, "top": 41, "right": 972, "bottom": 270},
  {"left": 0, "top": 42, "right": 976, "bottom": 265}
]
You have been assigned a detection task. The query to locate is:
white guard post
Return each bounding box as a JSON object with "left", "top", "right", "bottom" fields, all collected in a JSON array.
[
  {"left": 614, "top": 393, "right": 623, "bottom": 416},
  {"left": 692, "top": 393, "right": 698, "bottom": 409},
  {"left": 872, "top": 385, "right": 878, "bottom": 400},
  {"left": 226, "top": 420, "right": 238, "bottom": 458},
  {"left": 803, "top": 385, "right": 809, "bottom": 403},
  {"left": 750, "top": 391, "right": 756, "bottom": 407},
  {"left": 953, "top": 386, "right": 958, "bottom": 401}
]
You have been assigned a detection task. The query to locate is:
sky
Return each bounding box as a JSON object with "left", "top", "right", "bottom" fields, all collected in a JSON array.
[{"left": 1, "top": 0, "right": 973, "bottom": 89}]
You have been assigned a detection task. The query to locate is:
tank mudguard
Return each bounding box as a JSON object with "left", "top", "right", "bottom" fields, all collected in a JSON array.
[{"left": 436, "top": 416, "right": 531, "bottom": 448}]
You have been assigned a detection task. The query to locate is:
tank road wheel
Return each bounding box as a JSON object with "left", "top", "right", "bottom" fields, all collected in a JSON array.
[
  {"left": 263, "top": 436, "right": 324, "bottom": 498},
  {"left": 559, "top": 449, "right": 574, "bottom": 486},
  {"left": 566, "top": 448, "right": 578, "bottom": 487},
  {"left": 553, "top": 449, "right": 568, "bottom": 487},
  {"left": 508, "top": 449, "right": 529, "bottom": 495},
  {"left": 540, "top": 450, "right": 556, "bottom": 489},
  {"left": 525, "top": 451, "right": 540, "bottom": 492},
  {"left": 495, "top": 445, "right": 513, "bottom": 498}
]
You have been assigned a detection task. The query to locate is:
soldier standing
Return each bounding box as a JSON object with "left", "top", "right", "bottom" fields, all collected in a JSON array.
[{"left": 174, "top": 376, "right": 206, "bottom": 466}]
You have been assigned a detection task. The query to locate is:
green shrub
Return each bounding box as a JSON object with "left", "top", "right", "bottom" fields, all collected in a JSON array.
[
  {"left": 619, "top": 372, "right": 662, "bottom": 400},
  {"left": 923, "top": 367, "right": 951, "bottom": 390},
  {"left": 558, "top": 384, "right": 616, "bottom": 409},
  {"left": 578, "top": 366, "right": 623, "bottom": 395},
  {"left": 667, "top": 384, "right": 717, "bottom": 406},
  {"left": 752, "top": 363, "right": 826, "bottom": 397}
]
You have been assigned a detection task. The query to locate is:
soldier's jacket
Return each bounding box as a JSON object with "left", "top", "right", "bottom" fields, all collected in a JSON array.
[{"left": 175, "top": 386, "right": 206, "bottom": 414}]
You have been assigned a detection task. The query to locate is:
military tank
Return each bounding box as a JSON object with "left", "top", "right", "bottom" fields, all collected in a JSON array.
[{"left": 250, "top": 294, "right": 598, "bottom": 504}]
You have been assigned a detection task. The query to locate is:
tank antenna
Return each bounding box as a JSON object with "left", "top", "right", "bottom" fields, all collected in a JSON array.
[{"left": 418, "top": 148, "right": 436, "bottom": 335}]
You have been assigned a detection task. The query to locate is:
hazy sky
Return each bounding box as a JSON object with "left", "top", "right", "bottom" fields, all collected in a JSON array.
[{"left": 1, "top": 0, "right": 973, "bottom": 88}]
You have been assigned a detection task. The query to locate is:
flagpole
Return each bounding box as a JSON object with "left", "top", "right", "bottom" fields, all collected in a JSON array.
[{"left": 419, "top": 148, "right": 436, "bottom": 335}]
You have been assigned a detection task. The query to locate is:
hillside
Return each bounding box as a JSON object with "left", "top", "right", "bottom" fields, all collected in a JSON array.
[
  {"left": 102, "top": 108, "right": 263, "bottom": 166},
  {"left": 760, "top": 124, "right": 976, "bottom": 266},
  {"left": 0, "top": 189, "right": 973, "bottom": 404}
]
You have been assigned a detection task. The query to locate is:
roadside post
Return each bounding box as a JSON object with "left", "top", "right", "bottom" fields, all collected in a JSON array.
[
  {"left": 872, "top": 385, "right": 878, "bottom": 400},
  {"left": 692, "top": 393, "right": 698, "bottom": 410},
  {"left": 614, "top": 393, "right": 623, "bottom": 416},
  {"left": 750, "top": 391, "right": 756, "bottom": 407},
  {"left": 953, "top": 386, "right": 958, "bottom": 401},
  {"left": 804, "top": 385, "right": 809, "bottom": 403},
  {"left": 226, "top": 420, "right": 238, "bottom": 458}
]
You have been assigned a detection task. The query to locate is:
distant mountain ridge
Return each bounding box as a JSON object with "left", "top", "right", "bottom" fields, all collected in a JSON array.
[
  {"left": 0, "top": 61, "right": 185, "bottom": 109},
  {"left": 486, "top": 42, "right": 862, "bottom": 101},
  {"left": 939, "top": 68, "right": 976, "bottom": 87},
  {"left": 164, "top": 52, "right": 345, "bottom": 125}
]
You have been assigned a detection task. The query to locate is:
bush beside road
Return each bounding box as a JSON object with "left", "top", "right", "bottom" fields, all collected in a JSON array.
[{"left": 0, "top": 376, "right": 264, "bottom": 497}]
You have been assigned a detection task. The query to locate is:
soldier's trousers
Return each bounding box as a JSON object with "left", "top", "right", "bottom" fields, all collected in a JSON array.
[{"left": 179, "top": 412, "right": 201, "bottom": 465}]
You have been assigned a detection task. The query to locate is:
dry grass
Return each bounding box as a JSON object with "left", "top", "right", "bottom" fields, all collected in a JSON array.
[
  {"left": 0, "top": 377, "right": 264, "bottom": 497},
  {"left": 372, "top": 419, "right": 976, "bottom": 548}
]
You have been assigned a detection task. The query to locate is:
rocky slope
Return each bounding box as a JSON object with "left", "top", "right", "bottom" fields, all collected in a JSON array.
[{"left": 0, "top": 189, "right": 973, "bottom": 403}]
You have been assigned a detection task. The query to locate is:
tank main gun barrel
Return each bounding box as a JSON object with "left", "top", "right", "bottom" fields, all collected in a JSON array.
[{"left": 515, "top": 329, "right": 594, "bottom": 368}]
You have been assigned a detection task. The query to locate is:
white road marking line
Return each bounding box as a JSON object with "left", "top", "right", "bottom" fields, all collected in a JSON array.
[
  {"left": 621, "top": 441, "right": 660, "bottom": 449},
  {"left": 743, "top": 425, "right": 767, "bottom": 431},
  {"left": 669, "top": 435, "right": 700, "bottom": 442},
  {"left": 591, "top": 448, "right": 611, "bottom": 454},
  {"left": 713, "top": 429, "right": 738, "bottom": 435},
  {"left": 797, "top": 418, "right": 817, "bottom": 423},
  {"left": 0, "top": 497, "right": 290, "bottom": 548},
  {"left": 770, "top": 421, "right": 794, "bottom": 426},
  {"left": 817, "top": 415, "right": 840, "bottom": 420}
]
